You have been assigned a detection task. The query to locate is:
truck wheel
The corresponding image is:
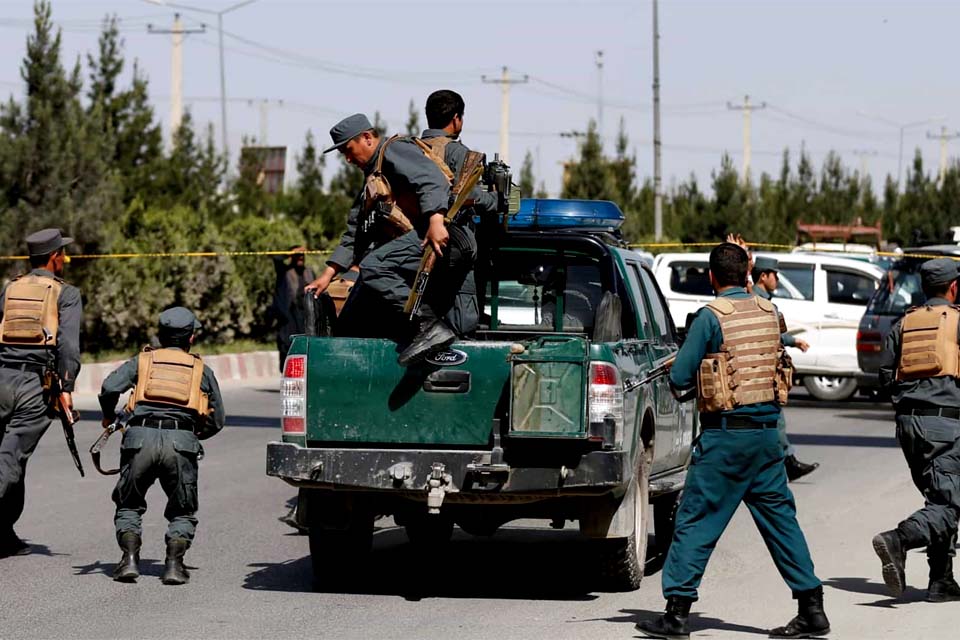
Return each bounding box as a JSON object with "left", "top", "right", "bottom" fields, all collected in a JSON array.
[
  {"left": 802, "top": 375, "right": 857, "bottom": 401},
  {"left": 597, "top": 452, "right": 650, "bottom": 591},
  {"left": 405, "top": 515, "right": 455, "bottom": 547},
  {"left": 308, "top": 514, "right": 374, "bottom": 590},
  {"left": 653, "top": 490, "right": 682, "bottom": 554}
]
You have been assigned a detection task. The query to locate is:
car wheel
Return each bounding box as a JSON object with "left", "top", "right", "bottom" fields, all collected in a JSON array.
[
  {"left": 596, "top": 448, "right": 650, "bottom": 591},
  {"left": 802, "top": 375, "right": 858, "bottom": 401}
]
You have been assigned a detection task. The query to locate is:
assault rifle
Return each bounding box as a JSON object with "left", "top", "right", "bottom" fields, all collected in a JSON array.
[
  {"left": 49, "top": 376, "right": 84, "bottom": 478},
  {"left": 623, "top": 357, "right": 676, "bottom": 393},
  {"left": 89, "top": 409, "right": 131, "bottom": 476}
]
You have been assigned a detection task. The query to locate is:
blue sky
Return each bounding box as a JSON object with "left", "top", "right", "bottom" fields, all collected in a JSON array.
[{"left": 1, "top": 0, "right": 958, "bottom": 199}]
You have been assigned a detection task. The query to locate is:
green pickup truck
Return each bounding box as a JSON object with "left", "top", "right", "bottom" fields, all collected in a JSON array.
[{"left": 266, "top": 199, "right": 696, "bottom": 590}]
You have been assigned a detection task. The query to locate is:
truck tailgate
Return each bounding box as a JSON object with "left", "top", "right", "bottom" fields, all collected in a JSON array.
[{"left": 304, "top": 338, "right": 513, "bottom": 446}]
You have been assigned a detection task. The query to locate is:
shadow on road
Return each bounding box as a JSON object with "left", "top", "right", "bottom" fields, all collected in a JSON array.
[
  {"left": 823, "top": 576, "right": 928, "bottom": 608},
  {"left": 787, "top": 433, "right": 897, "bottom": 448},
  {"left": 244, "top": 525, "right": 669, "bottom": 601},
  {"left": 73, "top": 557, "right": 171, "bottom": 579},
  {"left": 2, "top": 541, "right": 68, "bottom": 558},
  {"left": 597, "top": 608, "right": 768, "bottom": 636}
]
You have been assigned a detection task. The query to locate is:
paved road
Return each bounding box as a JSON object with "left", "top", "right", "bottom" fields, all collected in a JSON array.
[{"left": 1, "top": 382, "right": 956, "bottom": 639}]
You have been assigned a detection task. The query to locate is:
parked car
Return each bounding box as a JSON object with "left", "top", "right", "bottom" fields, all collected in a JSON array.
[
  {"left": 652, "top": 251, "right": 883, "bottom": 400},
  {"left": 857, "top": 245, "right": 960, "bottom": 392}
]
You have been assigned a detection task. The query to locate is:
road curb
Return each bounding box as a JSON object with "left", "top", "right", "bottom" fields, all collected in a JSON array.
[{"left": 75, "top": 350, "right": 280, "bottom": 396}]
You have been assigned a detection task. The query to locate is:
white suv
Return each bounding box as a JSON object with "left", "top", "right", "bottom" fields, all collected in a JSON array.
[{"left": 651, "top": 252, "right": 883, "bottom": 401}]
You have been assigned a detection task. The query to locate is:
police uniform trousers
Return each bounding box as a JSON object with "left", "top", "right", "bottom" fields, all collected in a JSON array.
[
  {"left": 112, "top": 425, "right": 201, "bottom": 544},
  {"left": 336, "top": 225, "right": 478, "bottom": 339},
  {"left": 0, "top": 369, "right": 52, "bottom": 533},
  {"left": 662, "top": 424, "right": 821, "bottom": 600},
  {"left": 777, "top": 412, "right": 796, "bottom": 456},
  {"left": 895, "top": 414, "right": 960, "bottom": 572}
]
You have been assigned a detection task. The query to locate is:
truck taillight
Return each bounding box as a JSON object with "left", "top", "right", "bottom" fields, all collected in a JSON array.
[
  {"left": 856, "top": 330, "right": 883, "bottom": 353},
  {"left": 281, "top": 354, "right": 306, "bottom": 435},
  {"left": 588, "top": 361, "right": 624, "bottom": 448}
]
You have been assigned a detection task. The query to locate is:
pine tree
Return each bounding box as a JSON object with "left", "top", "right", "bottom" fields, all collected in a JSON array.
[
  {"left": 405, "top": 99, "right": 420, "bottom": 136},
  {"left": 519, "top": 150, "right": 536, "bottom": 198}
]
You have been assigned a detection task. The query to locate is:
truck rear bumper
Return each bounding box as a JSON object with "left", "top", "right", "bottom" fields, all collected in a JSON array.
[{"left": 266, "top": 441, "right": 629, "bottom": 497}]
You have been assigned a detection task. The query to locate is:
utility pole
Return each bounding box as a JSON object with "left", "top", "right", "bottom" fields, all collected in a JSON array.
[
  {"left": 595, "top": 50, "right": 604, "bottom": 138},
  {"left": 727, "top": 94, "right": 766, "bottom": 183},
  {"left": 851, "top": 149, "right": 878, "bottom": 185},
  {"left": 927, "top": 125, "right": 960, "bottom": 188},
  {"left": 248, "top": 98, "right": 284, "bottom": 145},
  {"left": 482, "top": 66, "right": 528, "bottom": 164},
  {"left": 856, "top": 111, "right": 944, "bottom": 189},
  {"left": 148, "top": 14, "right": 205, "bottom": 145},
  {"left": 652, "top": 0, "right": 663, "bottom": 241}
]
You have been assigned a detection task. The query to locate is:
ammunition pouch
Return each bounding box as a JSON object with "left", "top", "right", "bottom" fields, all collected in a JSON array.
[
  {"left": 775, "top": 350, "right": 793, "bottom": 405},
  {"left": 698, "top": 352, "right": 734, "bottom": 413},
  {"left": 0, "top": 274, "right": 63, "bottom": 346},
  {"left": 896, "top": 304, "right": 960, "bottom": 381},
  {"left": 125, "top": 347, "right": 210, "bottom": 422}
]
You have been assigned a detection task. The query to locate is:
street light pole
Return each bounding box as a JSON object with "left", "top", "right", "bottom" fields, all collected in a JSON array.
[{"left": 856, "top": 111, "right": 945, "bottom": 188}]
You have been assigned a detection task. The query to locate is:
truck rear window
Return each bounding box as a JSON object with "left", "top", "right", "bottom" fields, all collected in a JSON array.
[
  {"left": 483, "top": 254, "right": 604, "bottom": 334},
  {"left": 867, "top": 268, "right": 923, "bottom": 315}
]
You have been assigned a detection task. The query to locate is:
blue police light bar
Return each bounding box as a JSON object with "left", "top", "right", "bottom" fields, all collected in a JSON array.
[{"left": 510, "top": 198, "right": 625, "bottom": 231}]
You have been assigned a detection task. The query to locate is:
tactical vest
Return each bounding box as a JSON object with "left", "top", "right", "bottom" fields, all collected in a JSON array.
[
  {"left": 697, "top": 296, "right": 788, "bottom": 412},
  {"left": 125, "top": 347, "right": 210, "bottom": 418},
  {"left": 0, "top": 273, "right": 63, "bottom": 346},
  {"left": 896, "top": 304, "right": 960, "bottom": 381},
  {"left": 363, "top": 135, "right": 455, "bottom": 240}
]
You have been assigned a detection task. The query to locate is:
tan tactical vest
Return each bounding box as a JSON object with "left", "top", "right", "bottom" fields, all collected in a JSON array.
[
  {"left": 125, "top": 347, "right": 210, "bottom": 417},
  {"left": 363, "top": 135, "right": 455, "bottom": 240},
  {"left": 896, "top": 305, "right": 960, "bottom": 381},
  {"left": 0, "top": 273, "right": 63, "bottom": 346},
  {"left": 697, "top": 296, "right": 787, "bottom": 412}
]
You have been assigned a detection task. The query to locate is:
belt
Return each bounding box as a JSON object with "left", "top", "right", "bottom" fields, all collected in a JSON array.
[
  {"left": 0, "top": 362, "right": 46, "bottom": 375},
  {"left": 701, "top": 416, "right": 778, "bottom": 430},
  {"left": 130, "top": 418, "right": 194, "bottom": 431},
  {"left": 897, "top": 407, "right": 960, "bottom": 419}
]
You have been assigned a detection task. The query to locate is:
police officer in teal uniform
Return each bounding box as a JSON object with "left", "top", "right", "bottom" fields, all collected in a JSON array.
[{"left": 637, "top": 243, "right": 829, "bottom": 640}]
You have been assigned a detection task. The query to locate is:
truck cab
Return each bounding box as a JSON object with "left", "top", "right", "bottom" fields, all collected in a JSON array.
[{"left": 266, "top": 199, "right": 695, "bottom": 590}]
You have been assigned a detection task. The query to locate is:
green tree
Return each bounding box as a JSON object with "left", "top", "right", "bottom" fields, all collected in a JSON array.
[
  {"left": 519, "top": 150, "right": 536, "bottom": 198},
  {"left": 405, "top": 98, "right": 420, "bottom": 136}
]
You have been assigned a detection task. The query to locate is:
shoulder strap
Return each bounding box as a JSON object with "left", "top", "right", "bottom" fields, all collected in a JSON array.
[
  {"left": 706, "top": 298, "right": 736, "bottom": 316},
  {"left": 374, "top": 134, "right": 402, "bottom": 174},
  {"left": 755, "top": 296, "right": 775, "bottom": 312},
  {"left": 411, "top": 137, "right": 455, "bottom": 183}
]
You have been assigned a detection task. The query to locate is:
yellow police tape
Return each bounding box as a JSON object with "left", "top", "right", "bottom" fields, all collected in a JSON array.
[{"left": 0, "top": 243, "right": 955, "bottom": 262}]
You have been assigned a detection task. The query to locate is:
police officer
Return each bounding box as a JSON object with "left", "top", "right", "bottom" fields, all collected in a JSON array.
[
  {"left": 752, "top": 256, "right": 820, "bottom": 482},
  {"left": 637, "top": 243, "right": 828, "bottom": 640},
  {"left": 0, "top": 229, "right": 82, "bottom": 558},
  {"left": 874, "top": 257, "right": 960, "bottom": 603},
  {"left": 305, "top": 113, "right": 465, "bottom": 366},
  {"left": 99, "top": 307, "right": 225, "bottom": 585},
  {"left": 420, "top": 89, "right": 500, "bottom": 335}
]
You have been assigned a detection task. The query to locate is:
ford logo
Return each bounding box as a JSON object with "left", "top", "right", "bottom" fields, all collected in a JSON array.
[{"left": 426, "top": 349, "right": 468, "bottom": 367}]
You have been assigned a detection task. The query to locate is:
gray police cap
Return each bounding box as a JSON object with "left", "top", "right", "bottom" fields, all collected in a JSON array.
[
  {"left": 323, "top": 113, "right": 374, "bottom": 153},
  {"left": 26, "top": 228, "right": 73, "bottom": 257},
  {"left": 159, "top": 307, "right": 201, "bottom": 333},
  {"left": 920, "top": 257, "right": 960, "bottom": 288},
  {"left": 753, "top": 256, "right": 779, "bottom": 273}
]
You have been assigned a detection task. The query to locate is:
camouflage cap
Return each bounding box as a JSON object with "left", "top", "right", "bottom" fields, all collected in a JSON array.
[{"left": 920, "top": 257, "right": 960, "bottom": 288}]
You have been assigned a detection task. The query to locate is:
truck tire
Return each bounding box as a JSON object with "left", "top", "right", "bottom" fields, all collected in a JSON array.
[
  {"left": 802, "top": 375, "right": 857, "bottom": 401},
  {"left": 597, "top": 453, "right": 650, "bottom": 591},
  {"left": 308, "top": 513, "right": 374, "bottom": 590},
  {"left": 652, "top": 490, "right": 682, "bottom": 554}
]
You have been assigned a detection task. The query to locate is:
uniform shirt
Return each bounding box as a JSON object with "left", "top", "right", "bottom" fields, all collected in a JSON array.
[
  {"left": 420, "top": 128, "right": 499, "bottom": 215},
  {"left": 98, "top": 348, "right": 226, "bottom": 440},
  {"left": 272, "top": 258, "right": 316, "bottom": 331},
  {"left": 327, "top": 137, "right": 451, "bottom": 271},
  {"left": 0, "top": 268, "right": 82, "bottom": 392},
  {"left": 879, "top": 296, "right": 960, "bottom": 409},
  {"left": 670, "top": 286, "right": 781, "bottom": 424},
  {"left": 754, "top": 285, "right": 798, "bottom": 347}
]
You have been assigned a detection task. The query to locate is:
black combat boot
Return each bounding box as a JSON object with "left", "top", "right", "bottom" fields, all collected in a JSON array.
[
  {"left": 635, "top": 596, "right": 693, "bottom": 640},
  {"left": 769, "top": 586, "right": 830, "bottom": 638},
  {"left": 872, "top": 529, "right": 908, "bottom": 596},
  {"left": 161, "top": 538, "right": 191, "bottom": 586},
  {"left": 0, "top": 529, "right": 30, "bottom": 558},
  {"left": 397, "top": 318, "right": 456, "bottom": 367},
  {"left": 785, "top": 455, "right": 819, "bottom": 482},
  {"left": 112, "top": 532, "right": 141, "bottom": 582},
  {"left": 927, "top": 555, "right": 960, "bottom": 603}
]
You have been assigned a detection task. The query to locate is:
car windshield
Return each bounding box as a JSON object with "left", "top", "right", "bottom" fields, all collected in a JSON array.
[{"left": 866, "top": 266, "right": 924, "bottom": 315}]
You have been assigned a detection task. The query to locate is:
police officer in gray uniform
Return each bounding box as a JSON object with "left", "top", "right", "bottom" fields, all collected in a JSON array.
[
  {"left": 0, "top": 229, "right": 82, "bottom": 558},
  {"left": 421, "top": 89, "right": 498, "bottom": 335},
  {"left": 99, "top": 307, "right": 225, "bottom": 585},
  {"left": 875, "top": 257, "right": 960, "bottom": 603},
  {"left": 305, "top": 113, "right": 467, "bottom": 365},
  {"left": 752, "top": 256, "right": 820, "bottom": 481}
]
